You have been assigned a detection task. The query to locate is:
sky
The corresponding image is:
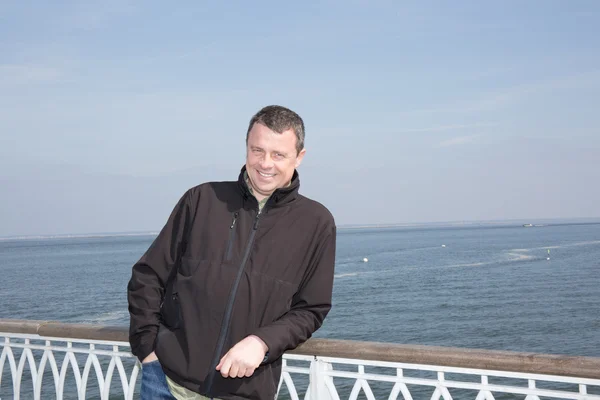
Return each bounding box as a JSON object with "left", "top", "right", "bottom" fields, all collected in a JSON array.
[{"left": 1, "top": 1, "right": 599, "bottom": 236}]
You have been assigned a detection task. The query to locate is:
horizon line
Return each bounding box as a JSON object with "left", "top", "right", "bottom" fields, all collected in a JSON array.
[{"left": 2, "top": 216, "right": 600, "bottom": 241}]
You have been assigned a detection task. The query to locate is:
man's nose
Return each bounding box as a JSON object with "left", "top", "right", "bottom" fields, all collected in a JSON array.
[{"left": 260, "top": 153, "right": 274, "bottom": 169}]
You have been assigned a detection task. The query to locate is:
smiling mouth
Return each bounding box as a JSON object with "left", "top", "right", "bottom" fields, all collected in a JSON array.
[{"left": 258, "top": 171, "right": 275, "bottom": 178}]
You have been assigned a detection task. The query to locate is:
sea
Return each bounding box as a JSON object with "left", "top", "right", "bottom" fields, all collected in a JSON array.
[{"left": 1, "top": 221, "right": 599, "bottom": 399}]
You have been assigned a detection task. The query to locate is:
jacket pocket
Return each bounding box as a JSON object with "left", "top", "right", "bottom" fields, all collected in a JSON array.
[
  {"left": 159, "top": 257, "right": 197, "bottom": 329},
  {"left": 160, "top": 279, "right": 182, "bottom": 330},
  {"left": 224, "top": 212, "right": 239, "bottom": 262}
]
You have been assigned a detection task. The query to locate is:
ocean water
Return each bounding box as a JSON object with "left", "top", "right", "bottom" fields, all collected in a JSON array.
[{"left": 1, "top": 222, "right": 599, "bottom": 398}]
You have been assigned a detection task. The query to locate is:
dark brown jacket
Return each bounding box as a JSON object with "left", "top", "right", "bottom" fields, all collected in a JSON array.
[{"left": 127, "top": 166, "right": 336, "bottom": 399}]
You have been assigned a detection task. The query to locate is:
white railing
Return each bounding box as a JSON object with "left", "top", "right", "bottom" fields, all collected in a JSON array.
[
  {"left": 2, "top": 319, "right": 600, "bottom": 399},
  {"left": 1, "top": 333, "right": 138, "bottom": 400},
  {"left": 281, "top": 355, "right": 600, "bottom": 400}
]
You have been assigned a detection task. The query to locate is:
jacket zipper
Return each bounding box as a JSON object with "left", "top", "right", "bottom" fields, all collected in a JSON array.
[
  {"left": 206, "top": 210, "right": 262, "bottom": 394},
  {"left": 225, "top": 212, "right": 238, "bottom": 261}
]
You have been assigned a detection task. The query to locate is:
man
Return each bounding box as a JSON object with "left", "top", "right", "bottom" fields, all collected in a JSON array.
[{"left": 127, "top": 105, "right": 337, "bottom": 399}]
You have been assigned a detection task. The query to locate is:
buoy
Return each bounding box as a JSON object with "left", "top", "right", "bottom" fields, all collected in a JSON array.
[
  {"left": 363, "top": 258, "right": 368, "bottom": 262},
  {"left": 442, "top": 244, "right": 446, "bottom": 248},
  {"left": 547, "top": 257, "right": 550, "bottom": 261}
]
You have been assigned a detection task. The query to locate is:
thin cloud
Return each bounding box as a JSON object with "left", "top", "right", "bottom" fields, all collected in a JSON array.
[
  {"left": 402, "top": 70, "right": 600, "bottom": 116},
  {"left": 0, "top": 64, "right": 61, "bottom": 86},
  {"left": 57, "top": 1, "right": 137, "bottom": 31},
  {"left": 468, "top": 66, "right": 516, "bottom": 80},
  {"left": 438, "top": 134, "right": 481, "bottom": 148},
  {"left": 399, "top": 122, "right": 495, "bottom": 133}
]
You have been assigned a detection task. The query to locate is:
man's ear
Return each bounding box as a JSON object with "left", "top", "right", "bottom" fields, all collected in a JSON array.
[{"left": 295, "top": 148, "right": 306, "bottom": 168}]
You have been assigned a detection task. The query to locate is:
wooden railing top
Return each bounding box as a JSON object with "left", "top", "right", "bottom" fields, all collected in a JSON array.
[{"left": 1, "top": 318, "right": 599, "bottom": 379}]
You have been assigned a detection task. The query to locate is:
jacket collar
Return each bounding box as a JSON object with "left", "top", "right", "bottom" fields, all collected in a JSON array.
[{"left": 237, "top": 165, "right": 300, "bottom": 208}]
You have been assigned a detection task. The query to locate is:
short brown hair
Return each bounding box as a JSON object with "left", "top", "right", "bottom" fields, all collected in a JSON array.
[{"left": 246, "top": 105, "right": 305, "bottom": 154}]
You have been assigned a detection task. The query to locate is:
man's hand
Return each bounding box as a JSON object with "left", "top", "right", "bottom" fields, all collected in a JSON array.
[
  {"left": 142, "top": 351, "right": 158, "bottom": 364},
  {"left": 216, "top": 335, "right": 268, "bottom": 378}
]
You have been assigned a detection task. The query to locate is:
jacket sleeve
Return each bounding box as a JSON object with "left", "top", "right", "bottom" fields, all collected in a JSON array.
[
  {"left": 127, "top": 189, "right": 193, "bottom": 362},
  {"left": 251, "top": 223, "right": 336, "bottom": 362}
]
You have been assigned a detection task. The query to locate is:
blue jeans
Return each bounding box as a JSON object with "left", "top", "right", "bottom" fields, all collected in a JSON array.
[{"left": 140, "top": 360, "right": 176, "bottom": 400}]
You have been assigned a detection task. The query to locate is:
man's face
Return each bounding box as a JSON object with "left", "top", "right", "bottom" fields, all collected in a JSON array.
[{"left": 245, "top": 122, "right": 305, "bottom": 201}]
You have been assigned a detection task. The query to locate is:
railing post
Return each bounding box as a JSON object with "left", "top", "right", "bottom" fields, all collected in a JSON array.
[{"left": 309, "top": 356, "right": 333, "bottom": 400}]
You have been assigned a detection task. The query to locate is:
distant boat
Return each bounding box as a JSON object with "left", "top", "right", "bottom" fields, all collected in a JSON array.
[{"left": 523, "top": 224, "right": 533, "bottom": 227}]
